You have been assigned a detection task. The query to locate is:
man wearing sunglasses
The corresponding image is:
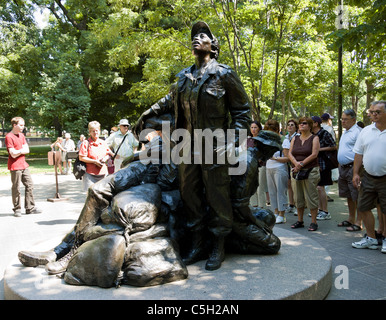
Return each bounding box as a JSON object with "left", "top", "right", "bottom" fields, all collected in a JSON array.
[{"left": 352, "top": 101, "right": 386, "bottom": 253}]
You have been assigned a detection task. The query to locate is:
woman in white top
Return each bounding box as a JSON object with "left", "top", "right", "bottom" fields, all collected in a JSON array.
[
  {"left": 284, "top": 119, "right": 299, "bottom": 215},
  {"left": 265, "top": 120, "right": 290, "bottom": 223},
  {"left": 62, "top": 133, "right": 76, "bottom": 174}
]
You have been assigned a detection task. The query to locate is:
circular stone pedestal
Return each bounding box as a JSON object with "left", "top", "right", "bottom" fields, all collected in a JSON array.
[{"left": 4, "top": 228, "right": 331, "bottom": 300}]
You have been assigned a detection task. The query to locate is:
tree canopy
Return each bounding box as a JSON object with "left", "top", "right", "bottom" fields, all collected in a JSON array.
[{"left": 1, "top": 0, "right": 385, "bottom": 138}]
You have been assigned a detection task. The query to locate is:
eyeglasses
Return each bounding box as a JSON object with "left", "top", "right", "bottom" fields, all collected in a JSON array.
[
  {"left": 340, "top": 118, "right": 353, "bottom": 121},
  {"left": 368, "top": 110, "right": 384, "bottom": 115},
  {"left": 299, "top": 122, "right": 308, "bottom": 125},
  {"left": 287, "top": 123, "right": 295, "bottom": 127}
]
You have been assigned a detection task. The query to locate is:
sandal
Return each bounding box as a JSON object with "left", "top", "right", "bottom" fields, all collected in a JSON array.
[
  {"left": 346, "top": 224, "right": 362, "bottom": 232},
  {"left": 338, "top": 220, "right": 352, "bottom": 227},
  {"left": 291, "top": 221, "right": 304, "bottom": 229},
  {"left": 308, "top": 223, "right": 318, "bottom": 231}
]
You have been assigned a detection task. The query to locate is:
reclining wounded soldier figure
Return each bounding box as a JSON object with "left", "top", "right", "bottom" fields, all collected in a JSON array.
[{"left": 19, "top": 129, "right": 179, "bottom": 270}]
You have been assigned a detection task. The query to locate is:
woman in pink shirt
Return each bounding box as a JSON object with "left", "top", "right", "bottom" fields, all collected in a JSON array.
[{"left": 79, "top": 121, "right": 114, "bottom": 191}]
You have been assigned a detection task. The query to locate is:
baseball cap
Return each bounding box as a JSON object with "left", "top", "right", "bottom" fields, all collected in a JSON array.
[
  {"left": 321, "top": 113, "right": 334, "bottom": 120},
  {"left": 311, "top": 116, "right": 322, "bottom": 124}
]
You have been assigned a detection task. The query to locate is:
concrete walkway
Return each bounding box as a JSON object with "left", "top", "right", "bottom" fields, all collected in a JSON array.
[{"left": 0, "top": 173, "right": 385, "bottom": 300}]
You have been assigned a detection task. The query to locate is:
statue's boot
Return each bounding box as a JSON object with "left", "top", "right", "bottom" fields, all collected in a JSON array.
[
  {"left": 18, "top": 229, "right": 76, "bottom": 267},
  {"left": 182, "top": 232, "right": 207, "bottom": 265},
  {"left": 18, "top": 250, "right": 57, "bottom": 267},
  {"left": 45, "top": 242, "right": 79, "bottom": 275},
  {"left": 205, "top": 236, "right": 225, "bottom": 271}
]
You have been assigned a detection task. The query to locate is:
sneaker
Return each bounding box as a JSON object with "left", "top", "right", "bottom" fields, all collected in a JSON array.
[
  {"left": 13, "top": 209, "right": 22, "bottom": 217},
  {"left": 317, "top": 210, "right": 331, "bottom": 220},
  {"left": 352, "top": 236, "right": 379, "bottom": 250},
  {"left": 275, "top": 215, "right": 286, "bottom": 224},
  {"left": 285, "top": 205, "right": 296, "bottom": 214},
  {"left": 382, "top": 239, "right": 386, "bottom": 254},
  {"left": 26, "top": 207, "right": 42, "bottom": 215}
]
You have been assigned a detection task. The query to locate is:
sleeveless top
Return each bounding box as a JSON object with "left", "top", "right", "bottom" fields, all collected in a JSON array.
[{"left": 292, "top": 135, "right": 318, "bottom": 169}]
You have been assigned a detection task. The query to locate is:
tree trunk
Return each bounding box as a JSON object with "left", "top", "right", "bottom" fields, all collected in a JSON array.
[
  {"left": 269, "top": 19, "right": 283, "bottom": 119},
  {"left": 364, "top": 79, "right": 375, "bottom": 125}
]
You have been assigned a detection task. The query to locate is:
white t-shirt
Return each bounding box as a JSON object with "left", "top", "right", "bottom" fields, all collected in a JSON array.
[
  {"left": 353, "top": 123, "right": 386, "bottom": 176},
  {"left": 266, "top": 138, "right": 290, "bottom": 169},
  {"left": 337, "top": 124, "right": 362, "bottom": 165},
  {"left": 322, "top": 123, "right": 336, "bottom": 141}
]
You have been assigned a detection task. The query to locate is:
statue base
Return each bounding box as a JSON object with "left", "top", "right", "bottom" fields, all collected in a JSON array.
[{"left": 4, "top": 228, "right": 331, "bottom": 300}]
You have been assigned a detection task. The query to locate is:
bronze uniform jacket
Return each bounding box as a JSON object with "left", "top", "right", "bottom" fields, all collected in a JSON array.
[{"left": 148, "top": 59, "right": 251, "bottom": 168}]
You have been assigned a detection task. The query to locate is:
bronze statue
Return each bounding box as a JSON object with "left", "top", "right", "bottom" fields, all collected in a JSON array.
[{"left": 134, "top": 21, "right": 251, "bottom": 271}]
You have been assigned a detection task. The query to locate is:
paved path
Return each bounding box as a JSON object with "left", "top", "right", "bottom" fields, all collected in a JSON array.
[{"left": 0, "top": 173, "right": 385, "bottom": 300}]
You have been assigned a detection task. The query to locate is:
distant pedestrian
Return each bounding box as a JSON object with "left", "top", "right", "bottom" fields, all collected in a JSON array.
[
  {"left": 321, "top": 113, "right": 336, "bottom": 141},
  {"left": 283, "top": 119, "right": 299, "bottom": 216},
  {"left": 288, "top": 116, "right": 320, "bottom": 231},
  {"left": 312, "top": 116, "right": 337, "bottom": 221},
  {"left": 62, "top": 133, "right": 76, "bottom": 175},
  {"left": 265, "top": 120, "right": 290, "bottom": 224},
  {"left": 50, "top": 137, "right": 65, "bottom": 174},
  {"left": 79, "top": 121, "right": 114, "bottom": 191},
  {"left": 352, "top": 101, "right": 386, "bottom": 253},
  {"left": 248, "top": 121, "right": 263, "bottom": 207},
  {"left": 5, "top": 117, "right": 42, "bottom": 217},
  {"left": 76, "top": 134, "right": 85, "bottom": 151},
  {"left": 105, "top": 119, "right": 139, "bottom": 172},
  {"left": 336, "top": 109, "right": 363, "bottom": 231}
]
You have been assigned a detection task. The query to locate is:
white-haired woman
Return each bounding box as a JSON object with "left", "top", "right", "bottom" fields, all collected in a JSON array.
[{"left": 78, "top": 121, "right": 114, "bottom": 191}]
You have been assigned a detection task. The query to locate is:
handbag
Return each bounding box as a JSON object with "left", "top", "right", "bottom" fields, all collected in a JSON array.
[
  {"left": 73, "top": 157, "right": 87, "bottom": 180},
  {"left": 48, "top": 151, "right": 55, "bottom": 166},
  {"left": 292, "top": 167, "right": 313, "bottom": 180},
  {"left": 73, "top": 141, "right": 89, "bottom": 180},
  {"left": 323, "top": 150, "right": 339, "bottom": 169}
]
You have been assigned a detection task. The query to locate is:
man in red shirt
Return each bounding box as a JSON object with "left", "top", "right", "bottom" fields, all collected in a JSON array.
[{"left": 5, "top": 117, "right": 42, "bottom": 217}]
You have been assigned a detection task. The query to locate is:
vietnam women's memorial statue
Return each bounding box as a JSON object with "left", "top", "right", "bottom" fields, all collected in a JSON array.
[{"left": 17, "top": 22, "right": 282, "bottom": 290}]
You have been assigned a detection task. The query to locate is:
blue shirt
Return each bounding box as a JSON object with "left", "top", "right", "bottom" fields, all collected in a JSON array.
[{"left": 338, "top": 124, "right": 362, "bottom": 165}]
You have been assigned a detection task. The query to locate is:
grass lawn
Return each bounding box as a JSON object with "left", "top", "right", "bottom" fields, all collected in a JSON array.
[{"left": 0, "top": 145, "right": 55, "bottom": 175}]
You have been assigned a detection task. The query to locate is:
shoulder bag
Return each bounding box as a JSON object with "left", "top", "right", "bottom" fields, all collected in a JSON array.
[
  {"left": 108, "top": 134, "right": 128, "bottom": 173},
  {"left": 73, "top": 140, "right": 89, "bottom": 180},
  {"left": 292, "top": 167, "right": 313, "bottom": 180}
]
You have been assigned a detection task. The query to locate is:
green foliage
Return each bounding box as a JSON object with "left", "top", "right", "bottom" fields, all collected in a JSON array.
[{"left": 0, "top": 0, "right": 384, "bottom": 137}]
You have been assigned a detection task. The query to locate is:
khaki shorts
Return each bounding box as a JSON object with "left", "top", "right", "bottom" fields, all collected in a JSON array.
[
  {"left": 338, "top": 165, "right": 358, "bottom": 201},
  {"left": 291, "top": 167, "right": 320, "bottom": 210},
  {"left": 357, "top": 171, "right": 386, "bottom": 214}
]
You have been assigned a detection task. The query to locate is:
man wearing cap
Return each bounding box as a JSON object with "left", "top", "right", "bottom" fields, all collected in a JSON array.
[
  {"left": 312, "top": 116, "right": 337, "bottom": 220},
  {"left": 134, "top": 21, "right": 251, "bottom": 270},
  {"left": 106, "top": 119, "right": 139, "bottom": 172},
  {"left": 321, "top": 113, "right": 336, "bottom": 141}
]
